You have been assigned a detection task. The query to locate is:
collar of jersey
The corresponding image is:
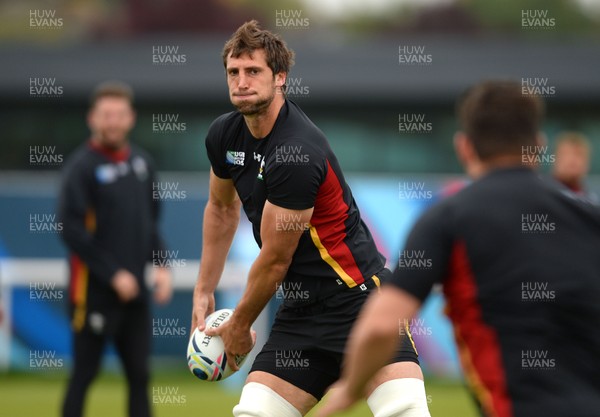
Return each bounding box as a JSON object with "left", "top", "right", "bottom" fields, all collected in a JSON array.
[{"left": 88, "top": 140, "right": 131, "bottom": 163}]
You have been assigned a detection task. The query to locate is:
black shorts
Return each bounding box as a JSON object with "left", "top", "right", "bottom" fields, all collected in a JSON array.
[{"left": 250, "top": 273, "right": 419, "bottom": 400}]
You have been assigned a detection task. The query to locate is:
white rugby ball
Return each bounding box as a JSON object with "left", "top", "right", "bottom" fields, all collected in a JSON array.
[{"left": 187, "top": 308, "right": 248, "bottom": 381}]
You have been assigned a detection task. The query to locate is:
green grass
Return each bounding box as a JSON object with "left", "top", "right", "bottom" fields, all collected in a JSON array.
[{"left": 0, "top": 371, "right": 478, "bottom": 417}]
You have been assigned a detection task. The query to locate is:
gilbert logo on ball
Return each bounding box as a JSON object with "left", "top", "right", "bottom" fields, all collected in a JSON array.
[{"left": 187, "top": 309, "right": 248, "bottom": 381}]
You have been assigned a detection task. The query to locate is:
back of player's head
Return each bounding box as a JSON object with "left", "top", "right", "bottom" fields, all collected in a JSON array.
[
  {"left": 90, "top": 81, "right": 134, "bottom": 108},
  {"left": 457, "top": 80, "right": 544, "bottom": 161},
  {"left": 222, "top": 20, "right": 295, "bottom": 76}
]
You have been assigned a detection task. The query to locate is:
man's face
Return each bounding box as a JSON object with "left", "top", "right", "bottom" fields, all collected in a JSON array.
[
  {"left": 553, "top": 142, "right": 590, "bottom": 183},
  {"left": 88, "top": 96, "right": 135, "bottom": 149},
  {"left": 226, "top": 49, "right": 284, "bottom": 116}
]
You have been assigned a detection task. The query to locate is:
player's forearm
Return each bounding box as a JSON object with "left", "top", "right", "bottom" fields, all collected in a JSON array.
[
  {"left": 232, "top": 251, "right": 290, "bottom": 329},
  {"left": 196, "top": 199, "right": 240, "bottom": 293}
]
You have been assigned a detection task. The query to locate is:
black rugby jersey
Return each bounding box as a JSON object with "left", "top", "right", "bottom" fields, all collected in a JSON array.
[
  {"left": 206, "top": 100, "right": 385, "bottom": 304},
  {"left": 390, "top": 167, "right": 600, "bottom": 417}
]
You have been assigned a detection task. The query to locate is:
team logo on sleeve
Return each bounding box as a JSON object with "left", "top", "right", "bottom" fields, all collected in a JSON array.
[{"left": 226, "top": 151, "right": 245, "bottom": 166}]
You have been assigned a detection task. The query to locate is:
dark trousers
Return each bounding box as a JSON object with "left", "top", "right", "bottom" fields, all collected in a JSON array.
[{"left": 62, "top": 302, "right": 151, "bottom": 417}]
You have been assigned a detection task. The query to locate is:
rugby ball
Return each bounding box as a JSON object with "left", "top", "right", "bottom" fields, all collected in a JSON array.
[{"left": 187, "top": 308, "right": 248, "bottom": 381}]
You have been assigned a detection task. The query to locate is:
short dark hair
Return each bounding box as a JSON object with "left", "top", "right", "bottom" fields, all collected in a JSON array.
[
  {"left": 222, "top": 20, "right": 295, "bottom": 76},
  {"left": 457, "top": 80, "right": 544, "bottom": 161},
  {"left": 90, "top": 81, "right": 134, "bottom": 107}
]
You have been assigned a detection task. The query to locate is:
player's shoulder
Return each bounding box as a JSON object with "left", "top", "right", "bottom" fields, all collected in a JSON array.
[
  {"left": 452, "top": 166, "right": 538, "bottom": 204},
  {"left": 128, "top": 143, "right": 157, "bottom": 171},
  {"left": 284, "top": 100, "right": 323, "bottom": 135},
  {"left": 207, "top": 111, "right": 244, "bottom": 138},
  {"left": 411, "top": 182, "right": 476, "bottom": 236},
  {"left": 273, "top": 100, "right": 328, "bottom": 150},
  {"left": 62, "top": 143, "right": 97, "bottom": 173},
  {"left": 541, "top": 176, "right": 600, "bottom": 223},
  {"left": 421, "top": 195, "right": 456, "bottom": 226}
]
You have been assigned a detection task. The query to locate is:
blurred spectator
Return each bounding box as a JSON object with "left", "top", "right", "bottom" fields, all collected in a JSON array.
[
  {"left": 552, "top": 132, "right": 598, "bottom": 203},
  {"left": 58, "top": 81, "right": 172, "bottom": 417}
]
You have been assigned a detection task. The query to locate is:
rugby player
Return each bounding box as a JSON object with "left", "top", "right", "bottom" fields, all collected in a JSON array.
[
  {"left": 191, "top": 20, "right": 431, "bottom": 417},
  {"left": 317, "top": 80, "right": 600, "bottom": 417},
  {"left": 59, "top": 82, "right": 172, "bottom": 417}
]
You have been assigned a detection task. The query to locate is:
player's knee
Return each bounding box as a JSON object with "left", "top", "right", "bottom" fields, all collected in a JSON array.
[
  {"left": 72, "top": 364, "right": 101, "bottom": 385},
  {"left": 367, "top": 378, "right": 431, "bottom": 417},
  {"left": 233, "top": 382, "right": 301, "bottom": 417}
]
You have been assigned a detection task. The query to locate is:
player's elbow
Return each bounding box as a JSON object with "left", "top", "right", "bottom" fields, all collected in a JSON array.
[
  {"left": 207, "top": 198, "right": 241, "bottom": 223},
  {"left": 260, "top": 252, "right": 293, "bottom": 278},
  {"left": 267, "top": 258, "right": 292, "bottom": 276}
]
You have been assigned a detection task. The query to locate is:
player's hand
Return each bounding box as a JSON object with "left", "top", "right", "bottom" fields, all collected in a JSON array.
[
  {"left": 191, "top": 287, "right": 215, "bottom": 332},
  {"left": 153, "top": 267, "right": 172, "bottom": 305},
  {"left": 315, "top": 381, "right": 360, "bottom": 417},
  {"left": 205, "top": 316, "right": 256, "bottom": 371},
  {"left": 111, "top": 269, "right": 139, "bottom": 302}
]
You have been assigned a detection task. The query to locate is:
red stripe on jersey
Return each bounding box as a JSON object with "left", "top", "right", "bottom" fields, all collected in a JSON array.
[
  {"left": 310, "top": 159, "right": 365, "bottom": 286},
  {"left": 444, "top": 240, "right": 513, "bottom": 417},
  {"left": 69, "top": 208, "right": 94, "bottom": 305},
  {"left": 69, "top": 254, "right": 82, "bottom": 303}
]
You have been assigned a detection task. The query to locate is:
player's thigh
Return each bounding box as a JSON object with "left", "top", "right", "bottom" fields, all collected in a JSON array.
[
  {"left": 72, "top": 329, "right": 106, "bottom": 375},
  {"left": 366, "top": 361, "right": 424, "bottom": 397},
  {"left": 246, "top": 371, "right": 318, "bottom": 416},
  {"left": 365, "top": 329, "right": 423, "bottom": 397},
  {"left": 114, "top": 303, "right": 151, "bottom": 371}
]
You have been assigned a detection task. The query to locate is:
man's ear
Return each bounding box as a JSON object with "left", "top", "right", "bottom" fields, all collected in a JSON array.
[
  {"left": 129, "top": 109, "right": 137, "bottom": 128},
  {"left": 454, "top": 131, "right": 472, "bottom": 165},
  {"left": 454, "top": 131, "right": 483, "bottom": 179},
  {"left": 275, "top": 72, "right": 286, "bottom": 88}
]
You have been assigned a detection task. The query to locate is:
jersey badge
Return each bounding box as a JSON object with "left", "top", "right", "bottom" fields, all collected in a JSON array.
[{"left": 226, "top": 150, "right": 245, "bottom": 166}]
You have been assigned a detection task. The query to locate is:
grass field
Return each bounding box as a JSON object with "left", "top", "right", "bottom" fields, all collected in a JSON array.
[{"left": 0, "top": 371, "right": 478, "bottom": 417}]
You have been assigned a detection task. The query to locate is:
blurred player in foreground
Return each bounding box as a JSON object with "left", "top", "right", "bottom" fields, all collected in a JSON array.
[
  {"left": 552, "top": 131, "right": 598, "bottom": 203},
  {"left": 192, "top": 20, "right": 431, "bottom": 417},
  {"left": 59, "top": 82, "right": 172, "bottom": 417},
  {"left": 317, "top": 80, "right": 600, "bottom": 417}
]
